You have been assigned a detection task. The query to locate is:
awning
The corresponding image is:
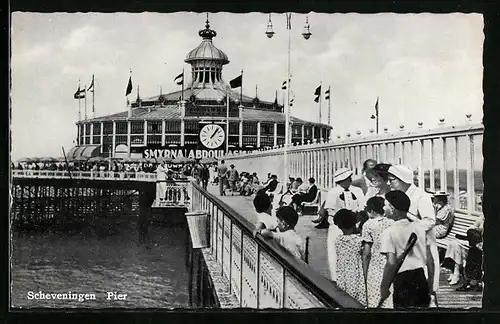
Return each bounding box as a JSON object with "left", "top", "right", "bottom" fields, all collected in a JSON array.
[{"left": 66, "top": 145, "right": 101, "bottom": 160}]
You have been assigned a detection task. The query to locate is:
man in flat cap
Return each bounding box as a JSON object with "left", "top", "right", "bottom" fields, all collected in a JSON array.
[
  {"left": 387, "top": 165, "right": 440, "bottom": 295},
  {"left": 316, "top": 167, "right": 365, "bottom": 282},
  {"left": 380, "top": 190, "right": 435, "bottom": 308}
]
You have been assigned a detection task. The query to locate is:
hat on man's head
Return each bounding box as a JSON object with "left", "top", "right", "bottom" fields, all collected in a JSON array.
[
  {"left": 385, "top": 190, "right": 411, "bottom": 212},
  {"left": 334, "top": 168, "right": 353, "bottom": 183},
  {"left": 230, "top": 164, "right": 235, "bottom": 167},
  {"left": 388, "top": 165, "right": 414, "bottom": 184},
  {"left": 432, "top": 191, "right": 450, "bottom": 198}
]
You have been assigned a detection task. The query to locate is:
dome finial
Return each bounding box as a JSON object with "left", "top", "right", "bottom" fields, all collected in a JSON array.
[{"left": 199, "top": 13, "right": 217, "bottom": 40}]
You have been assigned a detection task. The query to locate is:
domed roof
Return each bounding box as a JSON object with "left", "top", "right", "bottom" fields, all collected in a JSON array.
[{"left": 184, "top": 19, "right": 229, "bottom": 65}]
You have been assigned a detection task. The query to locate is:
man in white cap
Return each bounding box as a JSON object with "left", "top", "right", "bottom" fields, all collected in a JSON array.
[
  {"left": 315, "top": 167, "right": 365, "bottom": 282},
  {"left": 387, "top": 165, "right": 440, "bottom": 298}
]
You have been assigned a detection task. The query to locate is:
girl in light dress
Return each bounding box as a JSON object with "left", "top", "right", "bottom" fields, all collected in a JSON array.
[
  {"left": 361, "top": 196, "right": 395, "bottom": 308},
  {"left": 334, "top": 209, "right": 367, "bottom": 306}
]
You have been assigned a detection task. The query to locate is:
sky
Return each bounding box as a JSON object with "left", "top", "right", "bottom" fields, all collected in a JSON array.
[{"left": 10, "top": 12, "right": 484, "bottom": 161}]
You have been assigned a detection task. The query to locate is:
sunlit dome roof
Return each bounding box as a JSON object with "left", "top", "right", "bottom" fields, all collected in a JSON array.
[{"left": 184, "top": 19, "right": 229, "bottom": 64}]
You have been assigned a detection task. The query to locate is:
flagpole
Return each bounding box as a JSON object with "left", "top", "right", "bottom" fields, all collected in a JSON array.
[
  {"left": 226, "top": 87, "right": 229, "bottom": 154},
  {"left": 327, "top": 85, "right": 331, "bottom": 126},
  {"left": 240, "top": 69, "right": 243, "bottom": 104},
  {"left": 92, "top": 74, "right": 95, "bottom": 118},
  {"left": 284, "top": 12, "right": 291, "bottom": 184},
  {"left": 181, "top": 68, "right": 185, "bottom": 102},
  {"left": 376, "top": 97, "right": 379, "bottom": 134},
  {"left": 78, "top": 79, "right": 81, "bottom": 122},
  {"left": 318, "top": 81, "right": 322, "bottom": 124},
  {"left": 84, "top": 84, "right": 87, "bottom": 120}
]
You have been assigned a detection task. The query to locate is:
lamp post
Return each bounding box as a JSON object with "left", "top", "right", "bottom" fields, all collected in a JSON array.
[{"left": 266, "top": 12, "right": 311, "bottom": 183}]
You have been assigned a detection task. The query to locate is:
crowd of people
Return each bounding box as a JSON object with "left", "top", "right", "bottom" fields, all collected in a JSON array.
[{"left": 222, "top": 158, "right": 484, "bottom": 309}]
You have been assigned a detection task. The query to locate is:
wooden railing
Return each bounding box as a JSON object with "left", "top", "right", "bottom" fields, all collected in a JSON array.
[
  {"left": 223, "top": 124, "right": 484, "bottom": 217},
  {"left": 190, "top": 181, "right": 363, "bottom": 309},
  {"left": 11, "top": 170, "right": 158, "bottom": 182}
]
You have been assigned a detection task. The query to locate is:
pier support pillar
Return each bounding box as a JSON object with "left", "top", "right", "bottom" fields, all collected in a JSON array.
[{"left": 137, "top": 185, "right": 156, "bottom": 239}]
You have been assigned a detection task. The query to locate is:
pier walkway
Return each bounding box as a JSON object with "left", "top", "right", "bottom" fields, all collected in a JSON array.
[{"left": 205, "top": 184, "right": 482, "bottom": 309}]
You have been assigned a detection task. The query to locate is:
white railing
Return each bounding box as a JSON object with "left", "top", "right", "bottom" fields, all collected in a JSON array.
[
  {"left": 11, "top": 170, "right": 158, "bottom": 182},
  {"left": 223, "top": 124, "right": 484, "bottom": 217},
  {"left": 191, "top": 182, "right": 363, "bottom": 309}
]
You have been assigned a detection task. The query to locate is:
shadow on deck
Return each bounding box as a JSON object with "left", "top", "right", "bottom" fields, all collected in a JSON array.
[{"left": 205, "top": 184, "right": 482, "bottom": 309}]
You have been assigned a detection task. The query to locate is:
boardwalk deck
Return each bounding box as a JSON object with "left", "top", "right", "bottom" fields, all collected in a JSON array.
[{"left": 205, "top": 185, "right": 482, "bottom": 309}]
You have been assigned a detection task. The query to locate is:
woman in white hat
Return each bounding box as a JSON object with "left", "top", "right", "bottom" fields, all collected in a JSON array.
[
  {"left": 318, "top": 167, "right": 365, "bottom": 282},
  {"left": 387, "top": 165, "right": 440, "bottom": 297}
]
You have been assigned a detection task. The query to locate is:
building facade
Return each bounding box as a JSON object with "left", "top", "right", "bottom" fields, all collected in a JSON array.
[{"left": 73, "top": 19, "right": 332, "bottom": 160}]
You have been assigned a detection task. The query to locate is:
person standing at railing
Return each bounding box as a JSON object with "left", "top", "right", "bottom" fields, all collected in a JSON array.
[
  {"left": 387, "top": 165, "right": 440, "bottom": 301},
  {"left": 260, "top": 206, "right": 305, "bottom": 261},
  {"left": 333, "top": 208, "right": 367, "bottom": 306},
  {"left": 352, "top": 159, "right": 378, "bottom": 196},
  {"left": 317, "top": 168, "right": 365, "bottom": 283},
  {"left": 252, "top": 192, "right": 279, "bottom": 237},
  {"left": 361, "top": 196, "right": 395, "bottom": 308},
  {"left": 217, "top": 160, "right": 229, "bottom": 196},
  {"left": 200, "top": 163, "right": 210, "bottom": 190},
  {"left": 155, "top": 161, "right": 169, "bottom": 204},
  {"left": 380, "top": 190, "right": 435, "bottom": 309},
  {"left": 227, "top": 164, "right": 239, "bottom": 196}
]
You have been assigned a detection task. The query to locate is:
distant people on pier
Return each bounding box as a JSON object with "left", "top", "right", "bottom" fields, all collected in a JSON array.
[
  {"left": 155, "top": 161, "right": 168, "bottom": 203},
  {"left": 227, "top": 164, "right": 239, "bottom": 195},
  {"left": 200, "top": 163, "right": 210, "bottom": 190},
  {"left": 260, "top": 206, "right": 305, "bottom": 261},
  {"left": 217, "top": 160, "right": 229, "bottom": 196}
]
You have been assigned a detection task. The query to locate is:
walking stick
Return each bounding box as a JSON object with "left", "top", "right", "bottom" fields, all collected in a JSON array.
[{"left": 377, "top": 232, "right": 418, "bottom": 308}]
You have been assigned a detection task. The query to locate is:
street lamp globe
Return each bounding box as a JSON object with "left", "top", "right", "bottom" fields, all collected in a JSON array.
[
  {"left": 265, "top": 14, "right": 275, "bottom": 38},
  {"left": 302, "top": 16, "right": 312, "bottom": 40}
]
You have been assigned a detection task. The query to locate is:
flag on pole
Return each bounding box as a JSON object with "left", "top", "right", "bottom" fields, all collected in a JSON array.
[
  {"left": 375, "top": 97, "right": 379, "bottom": 115},
  {"left": 126, "top": 76, "right": 133, "bottom": 96},
  {"left": 87, "top": 75, "right": 94, "bottom": 92},
  {"left": 73, "top": 86, "right": 85, "bottom": 99},
  {"left": 314, "top": 85, "right": 321, "bottom": 103},
  {"left": 281, "top": 81, "right": 287, "bottom": 90},
  {"left": 325, "top": 88, "right": 330, "bottom": 100},
  {"left": 230, "top": 74, "right": 242, "bottom": 89},
  {"left": 289, "top": 91, "right": 296, "bottom": 107},
  {"left": 174, "top": 72, "right": 184, "bottom": 85},
  {"left": 286, "top": 13, "right": 292, "bottom": 30}
]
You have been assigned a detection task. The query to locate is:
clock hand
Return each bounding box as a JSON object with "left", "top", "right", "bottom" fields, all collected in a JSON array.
[{"left": 210, "top": 129, "right": 220, "bottom": 139}]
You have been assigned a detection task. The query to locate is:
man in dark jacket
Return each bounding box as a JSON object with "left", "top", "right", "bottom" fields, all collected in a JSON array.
[{"left": 291, "top": 177, "right": 318, "bottom": 213}]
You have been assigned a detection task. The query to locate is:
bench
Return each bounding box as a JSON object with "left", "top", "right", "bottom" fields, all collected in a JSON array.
[
  {"left": 436, "top": 211, "right": 479, "bottom": 252},
  {"left": 301, "top": 189, "right": 322, "bottom": 215}
]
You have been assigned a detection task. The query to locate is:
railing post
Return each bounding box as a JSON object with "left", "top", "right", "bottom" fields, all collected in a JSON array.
[
  {"left": 429, "top": 139, "right": 435, "bottom": 192},
  {"left": 239, "top": 230, "right": 244, "bottom": 307},
  {"left": 453, "top": 137, "right": 460, "bottom": 209},
  {"left": 440, "top": 137, "right": 447, "bottom": 192},
  {"left": 220, "top": 213, "right": 224, "bottom": 276},
  {"left": 256, "top": 243, "right": 260, "bottom": 309},
  {"left": 228, "top": 219, "right": 233, "bottom": 295},
  {"left": 467, "top": 134, "right": 475, "bottom": 214}
]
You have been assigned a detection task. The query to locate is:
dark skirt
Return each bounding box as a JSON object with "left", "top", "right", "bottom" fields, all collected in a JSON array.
[
  {"left": 465, "top": 246, "right": 483, "bottom": 281},
  {"left": 393, "top": 268, "right": 430, "bottom": 308}
]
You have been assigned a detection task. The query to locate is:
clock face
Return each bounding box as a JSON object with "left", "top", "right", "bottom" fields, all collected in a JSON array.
[{"left": 199, "top": 124, "right": 225, "bottom": 149}]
